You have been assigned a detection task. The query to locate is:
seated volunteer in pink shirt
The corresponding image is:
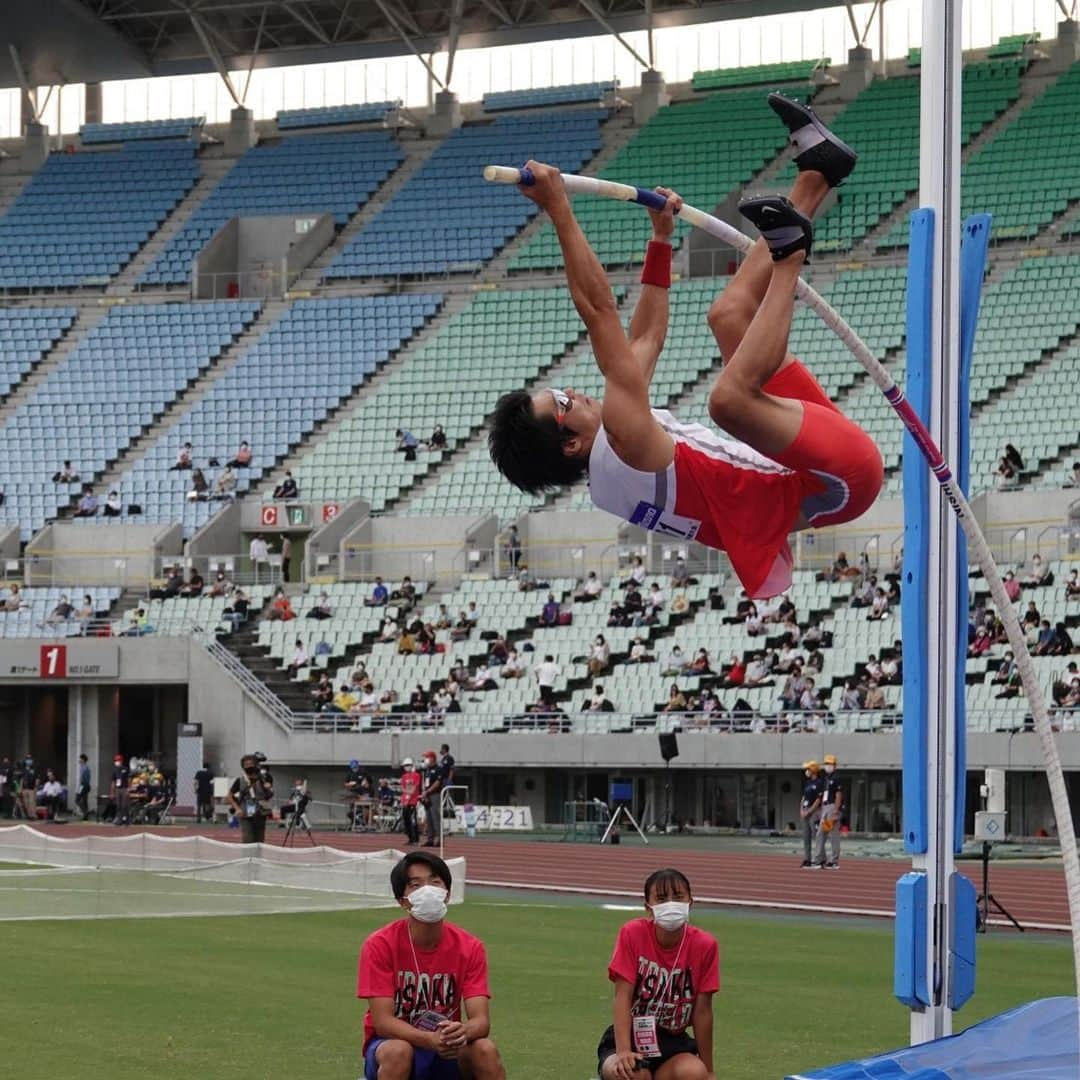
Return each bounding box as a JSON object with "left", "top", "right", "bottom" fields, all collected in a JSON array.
[
  {"left": 357, "top": 851, "right": 506, "bottom": 1080},
  {"left": 598, "top": 868, "right": 720, "bottom": 1080}
]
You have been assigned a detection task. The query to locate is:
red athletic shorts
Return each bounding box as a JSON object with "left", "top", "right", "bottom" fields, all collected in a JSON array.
[{"left": 765, "top": 359, "right": 883, "bottom": 527}]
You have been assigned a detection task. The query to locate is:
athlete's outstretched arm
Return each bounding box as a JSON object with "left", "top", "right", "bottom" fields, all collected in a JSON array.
[
  {"left": 627, "top": 188, "right": 682, "bottom": 383},
  {"left": 518, "top": 161, "right": 672, "bottom": 471}
]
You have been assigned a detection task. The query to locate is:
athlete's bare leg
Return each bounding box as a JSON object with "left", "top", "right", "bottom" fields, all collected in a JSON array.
[
  {"left": 707, "top": 249, "right": 807, "bottom": 458},
  {"left": 706, "top": 169, "right": 829, "bottom": 364}
]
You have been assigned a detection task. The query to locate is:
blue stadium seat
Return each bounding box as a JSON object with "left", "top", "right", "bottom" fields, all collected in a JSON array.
[
  {"left": 276, "top": 102, "right": 402, "bottom": 129},
  {"left": 0, "top": 307, "right": 76, "bottom": 398},
  {"left": 80, "top": 118, "right": 204, "bottom": 144},
  {"left": 482, "top": 82, "right": 616, "bottom": 112}
]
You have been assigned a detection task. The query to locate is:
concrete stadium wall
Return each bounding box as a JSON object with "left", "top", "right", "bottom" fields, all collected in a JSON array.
[{"left": 24, "top": 522, "right": 183, "bottom": 586}]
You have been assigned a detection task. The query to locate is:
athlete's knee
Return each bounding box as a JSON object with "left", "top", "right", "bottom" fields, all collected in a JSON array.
[
  {"left": 707, "top": 370, "right": 755, "bottom": 428},
  {"left": 657, "top": 1055, "right": 709, "bottom": 1080},
  {"left": 375, "top": 1039, "right": 413, "bottom": 1079},
  {"left": 465, "top": 1037, "right": 505, "bottom": 1079},
  {"left": 707, "top": 291, "right": 753, "bottom": 357}
]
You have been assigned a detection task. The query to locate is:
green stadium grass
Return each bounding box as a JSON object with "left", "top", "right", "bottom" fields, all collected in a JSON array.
[{"left": 1, "top": 899, "right": 1070, "bottom": 1078}]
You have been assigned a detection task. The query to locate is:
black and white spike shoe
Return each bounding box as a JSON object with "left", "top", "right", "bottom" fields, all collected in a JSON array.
[
  {"left": 768, "top": 93, "right": 858, "bottom": 188},
  {"left": 738, "top": 195, "right": 814, "bottom": 262}
]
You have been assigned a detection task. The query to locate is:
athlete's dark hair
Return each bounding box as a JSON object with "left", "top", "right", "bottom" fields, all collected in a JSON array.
[
  {"left": 488, "top": 390, "right": 589, "bottom": 495},
  {"left": 644, "top": 867, "right": 692, "bottom": 903},
  {"left": 391, "top": 851, "right": 452, "bottom": 900}
]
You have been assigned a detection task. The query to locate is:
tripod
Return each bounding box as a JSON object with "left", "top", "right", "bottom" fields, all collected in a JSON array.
[
  {"left": 283, "top": 797, "right": 315, "bottom": 847},
  {"left": 976, "top": 841, "right": 1023, "bottom": 933},
  {"left": 600, "top": 803, "right": 649, "bottom": 845}
]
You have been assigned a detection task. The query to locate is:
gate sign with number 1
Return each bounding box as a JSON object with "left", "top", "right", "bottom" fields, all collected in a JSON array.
[{"left": 40, "top": 644, "right": 67, "bottom": 679}]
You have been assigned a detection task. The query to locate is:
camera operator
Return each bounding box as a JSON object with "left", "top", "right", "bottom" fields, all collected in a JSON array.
[{"left": 228, "top": 753, "right": 275, "bottom": 844}]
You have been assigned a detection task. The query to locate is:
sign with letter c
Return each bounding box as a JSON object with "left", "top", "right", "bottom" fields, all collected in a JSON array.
[{"left": 260, "top": 505, "right": 279, "bottom": 527}]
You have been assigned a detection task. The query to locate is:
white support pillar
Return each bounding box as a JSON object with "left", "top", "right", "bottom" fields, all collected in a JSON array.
[{"left": 911, "top": 0, "right": 963, "bottom": 1046}]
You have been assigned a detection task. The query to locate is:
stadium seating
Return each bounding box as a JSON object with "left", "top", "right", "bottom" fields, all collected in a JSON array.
[
  {"left": 881, "top": 59, "right": 1078, "bottom": 247},
  {"left": 0, "top": 307, "right": 77, "bottom": 399},
  {"left": 0, "top": 587, "right": 119, "bottom": 637},
  {"left": 325, "top": 110, "right": 607, "bottom": 278},
  {"left": 138, "top": 131, "right": 405, "bottom": 286},
  {"left": 482, "top": 82, "right": 616, "bottom": 111},
  {"left": 692, "top": 59, "right": 828, "bottom": 92},
  {"left": 0, "top": 301, "right": 260, "bottom": 540},
  {"left": 777, "top": 60, "right": 1022, "bottom": 253},
  {"left": 507, "top": 88, "right": 814, "bottom": 271},
  {"left": 987, "top": 32, "right": 1040, "bottom": 59},
  {"left": 288, "top": 286, "right": 591, "bottom": 510},
  {"left": 0, "top": 142, "right": 200, "bottom": 288},
  {"left": 80, "top": 118, "right": 204, "bottom": 143},
  {"left": 93, "top": 295, "right": 439, "bottom": 534},
  {"left": 276, "top": 102, "right": 402, "bottom": 128}
]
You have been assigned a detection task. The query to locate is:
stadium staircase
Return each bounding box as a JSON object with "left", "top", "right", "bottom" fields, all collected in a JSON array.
[
  {"left": 0, "top": 304, "right": 111, "bottom": 424},
  {"left": 295, "top": 135, "right": 446, "bottom": 292},
  {"left": 0, "top": 171, "right": 33, "bottom": 221},
  {"left": 83, "top": 299, "right": 290, "bottom": 505},
  {"left": 106, "top": 156, "right": 236, "bottom": 296}
]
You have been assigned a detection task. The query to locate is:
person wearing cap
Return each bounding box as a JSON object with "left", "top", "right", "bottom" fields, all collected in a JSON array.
[
  {"left": 798, "top": 761, "right": 823, "bottom": 869},
  {"left": 357, "top": 851, "right": 505, "bottom": 1080},
  {"left": 813, "top": 754, "right": 843, "bottom": 869},
  {"left": 400, "top": 758, "right": 422, "bottom": 846},
  {"left": 110, "top": 753, "right": 130, "bottom": 825},
  {"left": 345, "top": 759, "right": 374, "bottom": 831}
]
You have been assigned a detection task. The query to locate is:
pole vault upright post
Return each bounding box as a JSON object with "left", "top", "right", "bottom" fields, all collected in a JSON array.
[{"left": 894, "top": 0, "right": 970, "bottom": 1045}]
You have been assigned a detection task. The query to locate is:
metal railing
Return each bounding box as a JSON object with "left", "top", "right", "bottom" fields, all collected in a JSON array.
[{"left": 200, "top": 633, "right": 294, "bottom": 731}]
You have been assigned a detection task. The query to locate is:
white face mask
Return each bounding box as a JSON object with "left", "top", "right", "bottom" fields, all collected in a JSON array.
[
  {"left": 408, "top": 885, "right": 448, "bottom": 924},
  {"left": 650, "top": 900, "right": 690, "bottom": 931},
  {"left": 824, "top": 765, "right": 835, "bottom": 774}
]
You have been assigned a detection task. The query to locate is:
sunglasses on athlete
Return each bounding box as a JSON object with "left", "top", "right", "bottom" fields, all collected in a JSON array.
[{"left": 549, "top": 388, "right": 572, "bottom": 427}]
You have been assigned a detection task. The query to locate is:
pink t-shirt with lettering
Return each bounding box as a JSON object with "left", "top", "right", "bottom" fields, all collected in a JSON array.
[
  {"left": 608, "top": 918, "right": 720, "bottom": 1035},
  {"left": 357, "top": 919, "right": 490, "bottom": 1052}
]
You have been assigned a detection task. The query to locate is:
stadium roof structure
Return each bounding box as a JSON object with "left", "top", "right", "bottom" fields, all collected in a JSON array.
[{"left": 6, "top": 0, "right": 848, "bottom": 90}]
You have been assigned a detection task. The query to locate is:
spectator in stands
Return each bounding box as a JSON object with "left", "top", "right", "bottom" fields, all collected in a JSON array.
[
  {"left": 40, "top": 594, "right": 75, "bottom": 627},
  {"left": 311, "top": 672, "right": 333, "bottom": 710},
  {"left": 271, "top": 535, "right": 290, "bottom": 584},
  {"left": 325, "top": 684, "right": 355, "bottom": 714},
  {"left": 301, "top": 591, "right": 331, "bottom": 620},
  {"left": 621, "top": 555, "right": 646, "bottom": 589},
  {"left": 364, "top": 576, "right": 389, "bottom": 607},
  {"left": 3, "top": 584, "right": 25, "bottom": 612},
  {"left": 574, "top": 570, "right": 603, "bottom": 602},
  {"left": 187, "top": 468, "right": 209, "bottom": 501},
  {"left": 179, "top": 568, "right": 204, "bottom": 598},
  {"left": 394, "top": 428, "right": 419, "bottom": 461},
  {"left": 996, "top": 443, "right": 1024, "bottom": 483},
  {"left": 503, "top": 523, "right": 521, "bottom": 570},
  {"left": 167, "top": 442, "right": 193, "bottom": 472},
  {"left": 535, "top": 654, "right": 560, "bottom": 708},
  {"left": 226, "top": 441, "right": 252, "bottom": 468},
  {"left": 467, "top": 663, "right": 498, "bottom": 692},
  {"left": 621, "top": 583, "right": 643, "bottom": 623},
  {"left": 850, "top": 575, "right": 875, "bottom": 608},
  {"left": 839, "top": 681, "right": 863, "bottom": 711},
  {"left": 486, "top": 635, "right": 509, "bottom": 665},
  {"left": 797, "top": 678, "right": 820, "bottom": 716},
  {"left": 867, "top": 588, "right": 890, "bottom": 621},
  {"left": 744, "top": 653, "right": 770, "bottom": 688},
  {"left": 1064, "top": 568, "right": 1078, "bottom": 602},
  {"left": 688, "top": 648, "right": 712, "bottom": 675},
  {"left": 1023, "top": 600, "right": 1041, "bottom": 628},
  {"left": 671, "top": 556, "right": 691, "bottom": 588},
  {"left": 120, "top": 607, "right": 149, "bottom": 636},
  {"left": 273, "top": 470, "right": 298, "bottom": 500},
  {"left": 880, "top": 652, "right": 901, "bottom": 685},
  {"left": 285, "top": 639, "right": 309, "bottom": 679},
  {"left": 670, "top": 592, "right": 689, "bottom": 616},
  {"left": 52, "top": 460, "right": 80, "bottom": 483},
  {"left": 39, "top": 769, "right": 64, "bottom": 820},
  {"left": 1049, "top": 622, "right": 1074, "bottom": 657},
  {"left": 149, "top": 565, "right": 183, "bottom": 601},
  {"left": 1062, "top": 679, "right": 1080, "bottom": 711},
  {"left": 265, "top": 588, "right": 296, "bottom": 622},
  {"left": 1066, "top": 461, "right": 1080, "bottom": 488},
  {"left": 223, "top": 588, "right": 249, "bottom": 628},
  {"left": 775, "top": 638, "right": 803, "bottom": 674},
  {"left": 1033, "top": 620, "right": 1055, "bottom": 656},
  {"left": 207, "top": 572, "right": 232, "bottom": 599},
  {"left": 744, "top": 603, "right": 764, "bottom": 637},
  {"left": 779, "top": 666, "right": 804, "bottom": 711},
  {"left": 75, "top": 594, "right": 95, "bottom": 632},
  {"left": 587, "top": 684, "right": 615, "bottom": 712},
  {"left": 102, "top": 489, "right": 123, "bottom": 517},
  {"left": 213, "top": 466, "right": 236, "bottom": 499},
  {"left": 637, "top": 582, "right": 665, "bottom": 625},
  {"left": 391, "top": 577, "right": 417, "bottom": 609},
  {"left": 628, "top": 637, "right": 654, "bottom": 664},
  {"left": 1022, "top": 554, "right": 1051, "bottom": 588},
  {"left": 540, "top": 592, "right": 560, "bottom": 627},
  {"left": 587, "top": 634, "right": 610, "bottom": 676},
  {"left": 1003, "top": 570, "right": 1022, "bottom": 602},
  {"left": 662, "top": 644, "right": 686, "bottom": 676},
  {"left": 501, "top": 649, "right": 527, "bottom": 680},
  {"left": 397, "top": 624, "right": 417, "bottom": 655},
  {"left": 427, "top": 424, "right": 447, "bottom": 451},
  {"left": 664, "top": 684, "right": 688, "bottom": 713},
  {"left": 863, "top": 679, "right": 886, "bottom": 710},
  {"left": 249, "top": 534, "right": 269, "bottom": 583},
  {"left": 74, "top": 485, "right": 98, "bottom": 517},
  {"left": 375, "top": 612, "right": 398, "bottom": 642}
]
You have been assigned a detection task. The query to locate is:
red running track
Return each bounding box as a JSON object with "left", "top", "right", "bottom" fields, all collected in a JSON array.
[{"left": 14, "top": 823, "right": 1071, "bottom": 931}]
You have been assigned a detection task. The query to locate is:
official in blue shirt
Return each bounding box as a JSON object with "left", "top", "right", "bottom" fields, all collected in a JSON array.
[{"left": 799, "top": 760, "right": 823, "bottom": 868}]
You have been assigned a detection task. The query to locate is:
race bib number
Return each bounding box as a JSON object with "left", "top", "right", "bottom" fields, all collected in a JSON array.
[
  {"left": 245, "top": 800, "right": 258, "bottom": 818},
  {"left": 629, "top": 500, "right": 701, "bottom": 541},
  {"left": 632, "top": 1015, "right": 660, "bottom": 1057}
]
